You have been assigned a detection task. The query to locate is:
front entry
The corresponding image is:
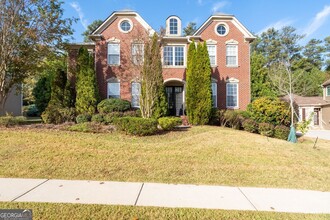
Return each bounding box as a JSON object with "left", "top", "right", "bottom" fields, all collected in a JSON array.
[{"left": 165, "top": 86, "right": 183, "bottom": 116}]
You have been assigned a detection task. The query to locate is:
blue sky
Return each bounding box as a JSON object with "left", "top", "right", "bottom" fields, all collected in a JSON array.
[{"left": 63, "top": 0, "right": 330, "bottom": 43}]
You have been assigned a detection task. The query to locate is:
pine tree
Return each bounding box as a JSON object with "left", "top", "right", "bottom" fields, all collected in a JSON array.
[
  {"left": 75, "top": 47, "right": 99, "bottom": 115},
  {"left": 140, "top": 33, "right": 167, "bottom": 118},
  {"left": 186, "top": 41, "right": 197, "bottom": 123},
  {"left": 48, "top": 69, "right": 67, "bottom": 107}
]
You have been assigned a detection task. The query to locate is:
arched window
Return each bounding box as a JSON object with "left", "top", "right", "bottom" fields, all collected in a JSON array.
[{"left": 169, "top": 18, "right": 178, "bottom": 35}]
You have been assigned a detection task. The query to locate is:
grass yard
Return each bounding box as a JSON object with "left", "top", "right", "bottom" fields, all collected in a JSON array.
[
  {"left": 0, "top": 126, "right": 329, "bottom": 191},
  {"left": 1, "top": 202, "right": 329, "bottom": 220}
]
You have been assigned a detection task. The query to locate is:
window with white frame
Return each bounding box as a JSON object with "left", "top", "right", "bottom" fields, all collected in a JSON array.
[
  {"left": 131, "top": 82, "right": 141, "bottom": 107},
  {"left": 211, "top": 82, "right": 217, "bottom": 107},
  {"left": 108, "top": 43, "right": 120, "bottom": 65},
  {"left": 169, "top": 18, "right": 178, "bottom": 35},
  {"left": 132, "top": 43, "right": 144, "bottom": 65},
  {"left": 226, "top": 83, "right": 238, "bottom": 108},
  {"left": 226, "top": 44, "right": 238, "bottom": 66},
  {"left": 207, "top": 45, "right": 216, "bottom": 66},
  {"left": 163, "top": 46, "right": 184, "bottom": 66},
  {"left": 327, "top": 86, "right": 330, "bottom": 96},
  {"left": 107, "top": 81, "right": 120, "bottom": 99}
]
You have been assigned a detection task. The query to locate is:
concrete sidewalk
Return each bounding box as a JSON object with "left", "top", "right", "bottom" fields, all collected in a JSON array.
[
  {"left": 0, "top": 178, "right": 329, "bottom": 214},
  {"left": 304, "top": 130, "right": 330, "bottom": 140}
]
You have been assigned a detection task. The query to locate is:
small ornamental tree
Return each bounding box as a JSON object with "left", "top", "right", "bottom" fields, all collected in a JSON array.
[
  {"left": 48, "top": 69, "right": 67, "bottom": 107},
  {"left": 186, "top": 42, "right": 212, "bottom": 125},
  {"left": 33, "top": 75, "right": 52, "bottom": 113},
  {"left": 140, "top": 33, "right": 167, "bottom": 118},
  {"left": 75, "top": 47, "right": 99, "bottom": 115}
]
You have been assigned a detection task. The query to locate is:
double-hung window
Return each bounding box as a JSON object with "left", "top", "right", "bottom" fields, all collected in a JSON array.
[
  {"left": 108, "top": 81, "right": 120, "bottom": 99},
  {"left": 169, "top": 18, "right": 178, "bottom": 35},
  {"left": 207, "top": 45, "right": 216, "bottom": 66},
  {"left": 211, "top": 82, "right": 217, "bottom": 107},
  {"left": 327, "top": 86, "right": 330, "bottom": 96},
  {"left": 226, "top": 83, "right": 238, "bottom": 108},
  {"left": 163, "top": 46, "right": 184, "bottom": 66},
  {"left": 132, "top": 43, "right": 144, "bottom": 65},
  {"left": 226, "top": 44, "right": 238, "bottom": 66},
  {"left": 108, "top": 43, "right": 120, "bottom": 65},
  {"left": 131, "top": 82, "right": 141, "bottom": 108}
]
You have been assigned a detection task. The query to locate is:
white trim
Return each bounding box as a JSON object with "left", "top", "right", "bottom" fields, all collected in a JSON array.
[
  {"left": 226, "top": 77, "right": 239, "bottom": 83},
  {"left": 226, "top": 39, "right": 239, "bottom": 44},
  {"left": 118, "top": 18, "right": 133, "bottom": 33},
  {"left": 215, "top": 22, "right": 229, "bottom": 36},
  {"left": 164, "top": 78, "right": 186, "bottom": 84},
  {"left": 226, "top": 82, "right": 239, "bottom": 109},
  {"left": 166, "top": 15, "right": 182, "bottom": 36},
  {"left": 106, "top": 37, "right": 120, "bottom": 43},
  {"left": 206, "top": 39, "right": 217, "bottom": 44}
]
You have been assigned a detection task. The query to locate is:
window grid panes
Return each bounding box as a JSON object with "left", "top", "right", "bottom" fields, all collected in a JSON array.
[
  {"left": 207, "top": 45, "right": 216, "bottom": 66},
  {"left": 169, "top": 18, "right": 178, "bottom": 35},
  {"left": 226, "top": 45, "right": 237, "bottom": 66},
  {"left": 131, "top": 82, "right": 141, "bottom": 107},
  {"left": 108, "top": 82, "right": 120, "bottom": 99},
  {"left": 327, "top": 86, "right": 330, "bottom": 96},
  {"left": 120, "top": 21, "right": 131, "bottom": 32},
  {"left": 108, "top": 43, "right": 120, "bottom": 65},
  {"left": 163, "top": 46, "right": 184, "bottom": 66},
  {"left": 211, "top": 82, "right": 217, "bottom": 107},
  {"left": 132, "top": 43, "right": 144, "bottom": 65},
  {"left": 217, "top": 25, "right": 226, "bottom": 35},
  {"left": 227, "top": 83, "right": 238, "bottom": 108}
]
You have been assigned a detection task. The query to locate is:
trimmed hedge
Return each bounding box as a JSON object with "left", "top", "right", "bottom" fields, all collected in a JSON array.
[
  {"left": 258, "top": 122, "right": 275, "bottom": 137},
  {"left": 76, "top": 114, "right": 91, "bottom": 124},
  {"left": 0, "top": 116, "right": 27, "bottom": 127},
  {"left": 242, "top": 119, "right": 258, "bottom": 133},
  {"left": 91, "top": 114, "right": 104, "bottom": 123},
  {"left": 220, "top": 110, "right": 241, "bottom": 130},
  {"left": 41, "top": 106, "right": 76, "bottom": 124},
  {"left": 274, "top": 125, "right": 290, "bottom": 140},
  {"left": 103, "top": 112, "right": 124, "bottom": 124},
  {"left": 158, "top": 117, "right": 182, "bottom": 131},
  {"left": 68, "top": 122, "right": 102, "bottom": 133},
  {"left": 114, "top": 117, "right": 158, "bottom": 136},
  {"left": 97, "top": 98, "right": 131, "bottom": 114}
]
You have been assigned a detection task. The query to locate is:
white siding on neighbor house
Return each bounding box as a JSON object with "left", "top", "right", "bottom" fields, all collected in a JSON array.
[{"left": 0, "top": 87, "right": 22, "bottom": 116}]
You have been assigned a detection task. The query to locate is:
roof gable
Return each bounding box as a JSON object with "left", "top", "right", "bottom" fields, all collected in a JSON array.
[{"left": 193, "top": 14, "right": 255, "bottom": 42}]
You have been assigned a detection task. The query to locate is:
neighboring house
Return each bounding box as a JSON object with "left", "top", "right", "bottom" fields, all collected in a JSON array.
[
  {"left": 68, "top": 11, "right": 255, "bottom": 116},
  {"left": 284, "top": 80, "right": 330, "bottom": 130},
  {"left": 0, "top": 87, "right": 22, "bottom": 116}
]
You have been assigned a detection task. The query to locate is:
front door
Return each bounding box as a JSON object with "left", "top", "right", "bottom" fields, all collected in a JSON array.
[
  {"left": 165, "top": 86, "right": 183, "bottom": 116},
  {"left": 314, "top": 108, "right": 320, "bottom": 125}
]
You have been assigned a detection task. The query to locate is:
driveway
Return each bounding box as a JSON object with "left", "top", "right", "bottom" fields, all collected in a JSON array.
[{"left": 304, "top": 130, "right": 330, "bottom": 140}]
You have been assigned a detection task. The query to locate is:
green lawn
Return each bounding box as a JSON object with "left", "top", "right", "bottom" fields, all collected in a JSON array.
[
  {"left": 1, "top": 202, "right": 329, "bottom": 220},
  {"left": 0, "top": 126, "right": 329, "bottom": 191}
]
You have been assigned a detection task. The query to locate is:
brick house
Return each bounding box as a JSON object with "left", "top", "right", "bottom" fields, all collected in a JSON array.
[{"left": 68, "top": 11, "right": 255, "bottom": 116}]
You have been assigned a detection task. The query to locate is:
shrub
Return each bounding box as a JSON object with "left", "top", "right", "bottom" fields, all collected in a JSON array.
[
  {"left": 103, "top": 112, "right": 124, "bottom": 124},
  {"left": 97, "top": 98, "right": 131, "bottom": 114},
  {"left": 114, "top": 117, "right": 158, "bottom": 136},
  {"left": 123, "top": 109, "right": 141, "bottom": 117},
  {"left": 33, "top": 75, "right": 52, "bottom": 114},
  {"left": 23, "top": 104, "right": 39, "bottom": 117},
  {"left": 158, "top": 117, "right": 182, "bottom": 131},
  {"left": 76, "top": 114, "right": 91, "bottom": 124},
  {"left": 258, "top": 122, "right": 275, "bottom": 137},
  {"left": 242, "top": 119, "right": 258, "bottom": 133},
  {"left": 91, "top": 114, "right": 104, "bottom": 123},
  {"left": 247, "top": 97, "right": 291, "bottom": 126},
  {"left": 0, "top": 115, "right": 27, "bottom": 127},
  {"left": 208, "top": 108, "right": 220, "bottom": 125},
  {"left": 41, "top": 106, "right": 76, "bottom": 124},
  {"left": 297, "top": 113, "right": 313, "bottom": 135},
  {"left": 221, "top": 110, "right": 241, "bottom": 130},
  {"left": 60, "top": 108, "right": 76, "bottom": 122},
  {"left": 274, "top": 125, "right": 290, "bottom": 140},
  {"left": 68, "top": 122, "right": 102, "bottom": 133}
]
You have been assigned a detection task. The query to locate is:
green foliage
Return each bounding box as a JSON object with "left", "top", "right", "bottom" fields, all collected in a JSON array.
[
  {"left": 48, "top": 69, "right": 67, "bottom": 107},
  {"left": 158, "top": 117, "right": 182, "bottom": 131},
  {"left": 91, "top": 114, "right": 104, "bottom": 124},
  {"left": 0, "top": 115, "right": 27, "bottom": 127},
  {"left": 140, "top": 33, "right": 168, "bottom": 118},
  {"left": 97, "top": 99, "right": 131, "bottom": 114},
  {"left": 103, "top": 112, "right": 124, "bottom": 125},
  {"left": 23, "top": 104, "right": 39, "bottom": 117},
  {"left": 208, "top": 108, "right": 220, "bottom": 125},
  {"left": 183, "top": 22, "right": 197, "bottom": 36},
  {"left": 75, "top": 47, "right": 99, "bottom": 115},
  {"left": 220, "top": 110, "right": 242, "bottom": 130},
  {"left": 63, "top": 79, "right": 76, "bottom": 108},
  {"left": 114, "top": 117, "right": 158, "bottom": 136},
  {"left": 33, "top": 75, "right": 52, "bottom": 113},
  {"left": 297, "top": 113, "right": 314, "bottom": 135},
  {"left": 186, "top": 42, "right": 212, "bottom": 125},
  {"left": 242, "top": 119, "right": 258, "bottom": 133},
  {"left": 82, "top": 20, "right": 103, "bottom": 42},
  {"left": 76, "top": 114, "right": 92, "bottom": 124},
  {"left": 258, "top": 123, "right": 275, "bottom": 137},
  {"left": 247, "top": 97, "right": 291, "bottom": 126},
  {"left": 41, "top": 106, "right": 75, "bottom": 124},
  {"left": 123, "top": 109, "right": 141, "bottom": 117},
  {"left": 274, "top": 125, "right": 290, "bottom": 140},
  {"left": 68, "top": 122, "right": 103, "bottom": 133}
]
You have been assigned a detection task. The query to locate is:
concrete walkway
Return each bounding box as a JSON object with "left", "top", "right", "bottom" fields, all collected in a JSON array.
[
  {"left": 0, "top": 178, "right": 329, "bottom": 214},
  {"left": 304, "top": 130, "right": 330, "bottom": 140}
]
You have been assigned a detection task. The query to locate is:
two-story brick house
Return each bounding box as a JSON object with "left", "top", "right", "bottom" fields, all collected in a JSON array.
[{"left": 68, "top": 11, "right": 255, "bottom": 116}]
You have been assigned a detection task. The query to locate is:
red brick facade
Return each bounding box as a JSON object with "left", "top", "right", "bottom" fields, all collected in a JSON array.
[{"left": 68, "top": 11, "right": 255, "bottom": 113}]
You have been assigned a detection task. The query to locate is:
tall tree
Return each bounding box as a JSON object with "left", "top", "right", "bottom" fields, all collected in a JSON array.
[
  {"left": 140, "top": 33, "right": 167, "bottom": 118},
  {"left": 82, "top": 19, "right": 103, "bottom": 42},
  {"left": 0, "top": 0, "right": 75, "bottom": 112},
  {"left": 75, "top": 47, "right": 99, "bottom": 115},
  {"left": 325, "top": 36, "right": 330, "bottom": 71},
  {"left": 186, "top": 41, "right": 197, "bottom": 123},
  {"left": 186, "top": 42, "right": 212, "bottom": 125},
  {"left": 183, "top": 22, "right": 197, "bottom": 36},
  {"left": 303, "top": 39, "right": 325, "bottom": 70}
]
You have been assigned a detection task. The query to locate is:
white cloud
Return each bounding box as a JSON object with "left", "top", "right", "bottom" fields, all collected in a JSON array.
[
  {"left": 70, "top": 2, "right": 88, "bottom": 30},
  {"left": 211, "top": 1, "right": 228, "bottom": 14},
  {"left": 257, "top": 19, "right": 294, "bottom": 35},
  {"left": 303, "top": 5, "right": 330, "bottom": 37}
]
